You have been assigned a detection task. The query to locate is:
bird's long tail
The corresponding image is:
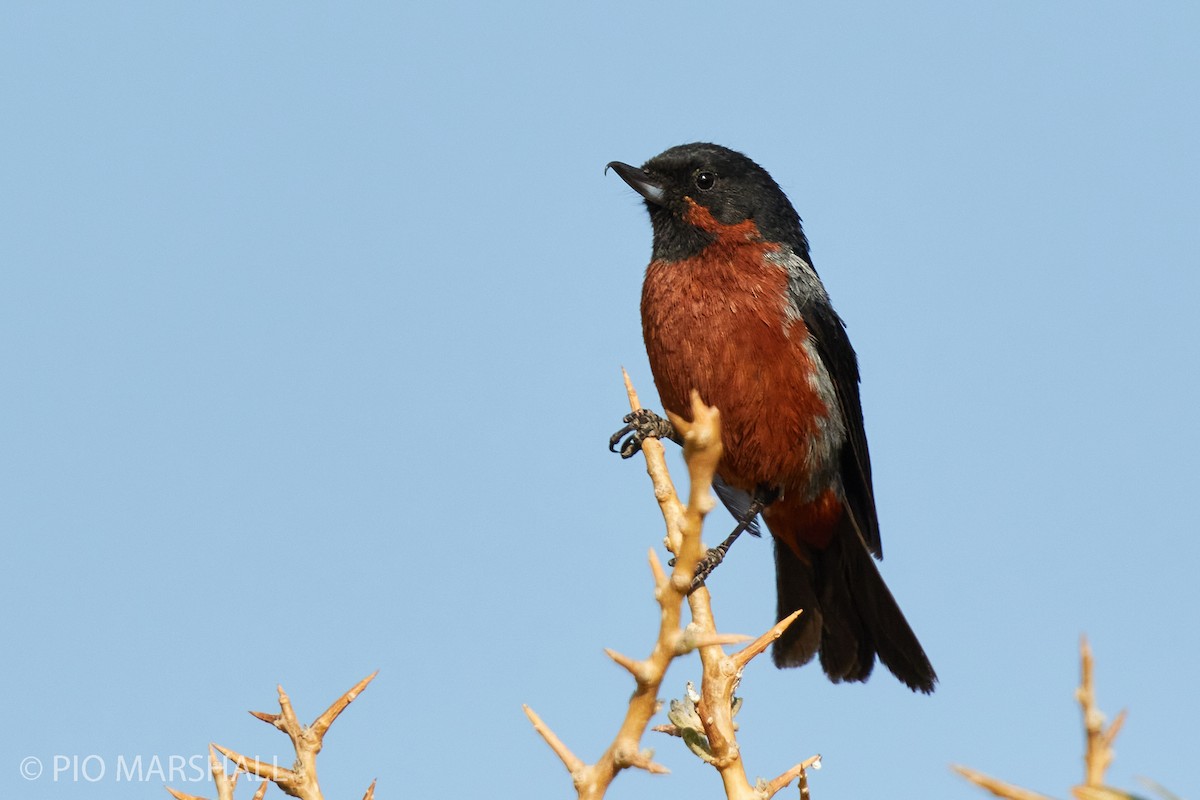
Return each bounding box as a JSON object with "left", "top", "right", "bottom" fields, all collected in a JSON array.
[{"left": 772, "top": 515, "right": 937, "bottom": 693}]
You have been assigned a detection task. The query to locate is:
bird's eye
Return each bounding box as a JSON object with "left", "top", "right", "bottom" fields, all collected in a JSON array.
[{"left": 694, "top": 171, "right": 716, "bottom": 191}]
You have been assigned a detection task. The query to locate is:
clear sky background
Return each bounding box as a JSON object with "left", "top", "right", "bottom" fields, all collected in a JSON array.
[{"left": 3, "top": 3, "right": 1198, "bottom": 799}]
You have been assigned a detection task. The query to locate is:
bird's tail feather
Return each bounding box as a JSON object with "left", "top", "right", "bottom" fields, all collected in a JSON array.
[{"left": 772, "top": 516, "right": 937, "bottom": 693}]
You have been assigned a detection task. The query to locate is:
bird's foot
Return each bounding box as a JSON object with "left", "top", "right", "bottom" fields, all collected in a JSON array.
[
  {"left": 608, "top": 408, "right": 679, "bottom": 459},
  {"left": 686, "top": 486, "right": 778, "bottom": 592},
  {"left": 688, "top": 545, "right": 730, "bottom": 593}
]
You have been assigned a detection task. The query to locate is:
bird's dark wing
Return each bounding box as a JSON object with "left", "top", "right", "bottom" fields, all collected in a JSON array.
[
  {"left": 803, "top": 300, "right": 883, "bottom": 558},
  {"left": 712, "top": 475, "right": 763, "bottom": 538}
]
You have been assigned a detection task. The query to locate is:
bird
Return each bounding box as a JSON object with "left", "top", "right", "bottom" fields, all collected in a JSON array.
[{"left": 607, "top": 143, "right": 937, "bottom": 693}]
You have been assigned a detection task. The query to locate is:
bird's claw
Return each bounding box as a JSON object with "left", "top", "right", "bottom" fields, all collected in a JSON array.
[
  {"left": 664, "top": 549, "right": 724, "bottom": 593},
  {"left": 608, "top": 408, "right": 677, "bottom": 459},
  {"left": 688, "top": 546, "right": 727, "bottom": 594}
]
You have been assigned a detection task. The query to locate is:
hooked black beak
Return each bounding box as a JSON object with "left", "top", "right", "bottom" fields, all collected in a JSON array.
[{"left": 606, "top": 161, "right": 666, "bottom": 206}]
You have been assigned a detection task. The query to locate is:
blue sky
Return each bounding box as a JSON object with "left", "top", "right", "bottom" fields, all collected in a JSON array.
[{"left": 2, "top": 2, "right": 1198, "bottom": 798}]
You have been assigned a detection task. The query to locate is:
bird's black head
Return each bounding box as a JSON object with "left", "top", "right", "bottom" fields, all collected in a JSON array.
[{"left": 607, "top": 143, "right": 809, "bottom": 263}]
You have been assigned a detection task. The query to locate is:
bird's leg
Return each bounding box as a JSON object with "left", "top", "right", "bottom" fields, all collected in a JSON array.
[
  {"left": 690, "top": 486, "right": 779, "bottom": 593},
  {"left": 609, "top": 408, "right": 681, "bottom": 459}
]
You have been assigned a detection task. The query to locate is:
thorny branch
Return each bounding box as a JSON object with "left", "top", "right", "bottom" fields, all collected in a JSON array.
[
  {"left": 166, "top": 673, "right": 378, "bottom": 800},
  {"left": 524, "top": 371, "right": 818, "bottom": 799}
]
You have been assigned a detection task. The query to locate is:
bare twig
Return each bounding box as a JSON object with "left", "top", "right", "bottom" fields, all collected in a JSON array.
[
  {"left": 955, "top": 638, "right": 1144, "bottom": 800},
  {"left": 165, "top": 745, "right": 268, "bottom": 800},
  {"left": 168, "top": 673, "right": 377, "bottom": 800},
  {"left": 761, "top": 754, "right": 823, "bottom": 800},
  {"left": 952, "top": 764, "right": 1055, "bottom": 800},
  {"left": 731, "top": 610, "right": 803, "bottom": 672},
  {"left": 1073, "top": 788, "right": 1141, "bottom": 800},
  {"left": 1076, "top": 637, "right": 1126, "bottom": 791},
  {"left": 1137, "top": 778, "right": 1183, "bottom": 800},
  {"left": 522, "top": 703, "right": 585, "bottom": 776}
]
